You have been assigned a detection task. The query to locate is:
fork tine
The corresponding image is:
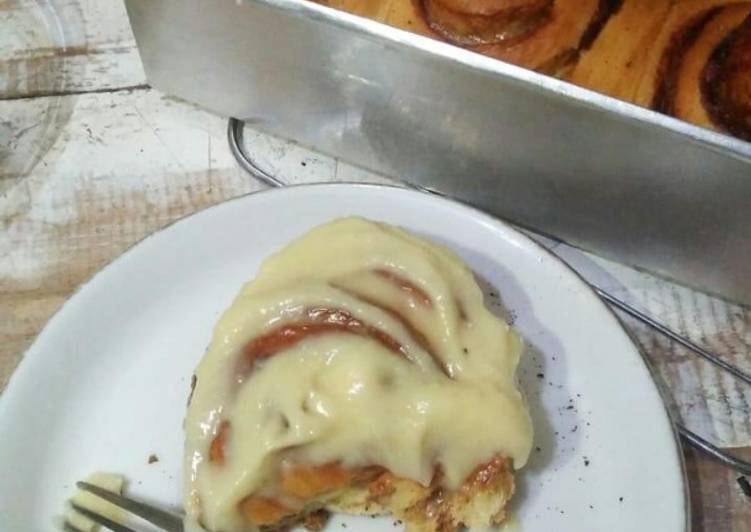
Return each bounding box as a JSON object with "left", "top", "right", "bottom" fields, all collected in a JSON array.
[
  {"left": 76, "top": 481, "right": 184, "bottom": 532},
  {"left": 69, "top": 503, "right": 137, "bottom": 532},
  {"left": 63, "top": 522, "right": 87, "bottom": 532}
]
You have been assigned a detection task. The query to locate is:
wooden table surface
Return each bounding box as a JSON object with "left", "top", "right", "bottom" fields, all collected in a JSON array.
[{"left": 1, "top": 0, "right": 749, "bottom": 529}]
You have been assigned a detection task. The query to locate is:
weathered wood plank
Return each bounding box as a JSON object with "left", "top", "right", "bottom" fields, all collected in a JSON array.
[
  {"left": 685, "top": 446, "right": 751, "bottom": 532},
  {"left": 0, "top": 0, "right": 144, "bottom": 98},
  {"left": 0, "top": 88, "right": 395, "bottom": 389},
  {"left": 552, "top": 245, "right": 751, "bottom": 447},
  {"left": 1, "top": 89, "right": 252, "bottom": 387}
]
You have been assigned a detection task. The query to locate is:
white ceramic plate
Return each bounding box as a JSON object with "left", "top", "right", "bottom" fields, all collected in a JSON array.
[{"left": 0, "top": 184, "right": 687, "bottom": 531}]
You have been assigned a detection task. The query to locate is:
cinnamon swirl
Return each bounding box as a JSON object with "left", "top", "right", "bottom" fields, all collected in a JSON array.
[
  {"left": 315, "top": 0, "right": 751, "bottom": 141},
  {"left": 184, "top": 217, "right": 533, "bottom": 532}
]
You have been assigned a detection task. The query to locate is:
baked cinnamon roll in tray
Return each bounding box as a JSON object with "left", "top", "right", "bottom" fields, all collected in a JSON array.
[
  {"left": 184, "top": 217, "right": 533, "bottom": 532},
  {"left": 318, "top": 0, "right": 751, "bottom": 142}
]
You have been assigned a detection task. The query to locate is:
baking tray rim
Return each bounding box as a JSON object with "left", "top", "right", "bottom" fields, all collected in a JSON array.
[{"left": 246, "top": 0, "right": 751, "bottom": 161}]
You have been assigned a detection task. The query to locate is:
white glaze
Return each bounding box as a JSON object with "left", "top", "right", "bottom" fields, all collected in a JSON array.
[{"left": 184, "top": 218, "right": 532, "bottom": 531}]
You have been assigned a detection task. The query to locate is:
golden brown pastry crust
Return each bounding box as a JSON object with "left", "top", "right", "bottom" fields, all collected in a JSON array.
[
  {"left": 210, "top": 456, "right": 514, "bottom": 532},
  {"left": 568, "top": 0, "right": 673, "bottom": 102},
  {"left": 325, "top": 456, "right": 515, "bottom": 532},
  {"left": 701, "top": 17, "right": 751, "bottom": 139},
  {"left": 422, "top": 0, "right": 552, "bottom": 46},
  {"left": 473, "top": 0, "right": 612, "bottom": 75},
  {"left": 315, "top": 0, "right": 751, "bottom": 139}
]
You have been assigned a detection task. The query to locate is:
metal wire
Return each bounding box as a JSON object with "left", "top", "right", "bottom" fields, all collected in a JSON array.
[
  {"left": 592, "top": 286, "right": 751, "bottom": 475},
  {"left": 679, "top": 426, "right": 751, "bottom": 476},
  {"left": 228, "top": 117, "right": 751, "bottom": 476},
  {"left": 595, "top": 287, "right": 751, "bottom": 387},
  {"left": 228, "top": 117, "right": 437, "bottom": 194},
  {"left": 227, "top": 117, "right": 285, "bottom": 187}
]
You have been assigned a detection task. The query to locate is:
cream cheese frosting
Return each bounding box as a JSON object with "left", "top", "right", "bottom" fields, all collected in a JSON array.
[{"left": 184, "top": 217, "right": 532, "bottom": 531}]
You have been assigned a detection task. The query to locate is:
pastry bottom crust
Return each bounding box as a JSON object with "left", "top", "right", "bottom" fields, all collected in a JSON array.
[{"left": 259, "top": 456, "right": 515, "bottom": 532}]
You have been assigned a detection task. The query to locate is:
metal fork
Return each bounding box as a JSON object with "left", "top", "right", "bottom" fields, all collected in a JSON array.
[{"left": 64, "top": 482, "right": 184, "bottom": 532}]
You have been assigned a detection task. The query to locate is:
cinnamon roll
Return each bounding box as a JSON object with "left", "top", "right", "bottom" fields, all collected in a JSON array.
[
  {"left": 422, "top": 0, "right": 553, "bottom": 46},
  {"left": 638, "top": 1, "right": 751, "bottom": 140},
  {"left": 472, "top": 0, "right": 618, "bottom": 76},
  {"left": 184, "top": 218, "right": 533, "bottom": 532},
  {"left": 315, "top": 0, "right": 751, "bottom": 141},
  {"left": 568, "top": 0, "right": 673, "bottom": 102}
]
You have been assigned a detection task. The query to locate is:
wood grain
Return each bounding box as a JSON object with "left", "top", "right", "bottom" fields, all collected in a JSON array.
[
  {"left": 0, "top": 88, "right": 393, "bottom": 390},
  {"left": 0, "top": 89, "right": 255, "bottom": 388},
  {"left": 685, "top": 446, "right": 751, "bottom": 532},
  {"left": 0, "top": 0, "right": 144, "bottom": 99},
  {"left": 551, "top": 244, "right": 751, "bottom": 447}
]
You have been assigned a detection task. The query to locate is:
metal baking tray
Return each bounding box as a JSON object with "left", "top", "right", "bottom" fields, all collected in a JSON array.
[{"left": 124, "top": 0, "right": 751, "bottom": 305}]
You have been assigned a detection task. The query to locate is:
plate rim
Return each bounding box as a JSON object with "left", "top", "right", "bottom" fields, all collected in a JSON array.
[{"left": 0, "top": 182, "right": 690, "bottom": 531}]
